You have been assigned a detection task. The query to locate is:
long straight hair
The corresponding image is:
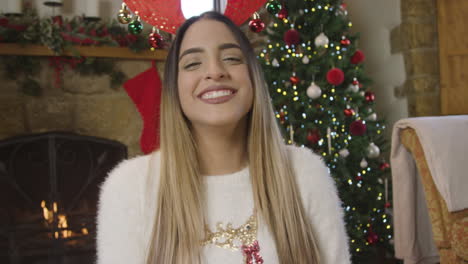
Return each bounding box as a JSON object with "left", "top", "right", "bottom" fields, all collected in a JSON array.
[{"left": 145, "top": 11, "right": 321, "bottom": 264}]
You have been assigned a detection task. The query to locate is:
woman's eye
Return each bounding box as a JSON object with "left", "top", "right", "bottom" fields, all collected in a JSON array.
[
  {"left": 224, "top": 57, "right": 242, "bottom": 63},
  {"left": 183, "top": 62, "right": 200, "bottom": 70}
]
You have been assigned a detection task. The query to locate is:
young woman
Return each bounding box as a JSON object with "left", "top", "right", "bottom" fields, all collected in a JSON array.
[{"left": 97, "top": 11, "right": 350, "bottom": 264}]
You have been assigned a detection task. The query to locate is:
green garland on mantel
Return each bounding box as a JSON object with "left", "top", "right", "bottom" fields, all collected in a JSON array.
[{"left": 0, "top": 7, "right": 166, "bottom": 96}]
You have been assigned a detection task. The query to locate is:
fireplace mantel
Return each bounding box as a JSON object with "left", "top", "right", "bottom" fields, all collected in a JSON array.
[{"left": 0, "top": 43, "right": 167, "bottom": 60}]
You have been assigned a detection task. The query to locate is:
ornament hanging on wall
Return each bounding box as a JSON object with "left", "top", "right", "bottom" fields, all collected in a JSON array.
[
  {"left": 128, "top": 12, "right": 143, "bottom": 35},
  {"left": 117, "top": 3, "right": 132, "bottom": 24},
  {"left": 314, "top": 32, "right": 329, "bottom": 48},
  {"left": 266, "top": 0, "right": 282, "bottom": 15},
  {"left": 306, "top": 82, "right": 322, "bottom": 99},
  {"left": 148, "top": 27, "right": 163, "bottom": 50},
  {"left": 249, "top": 12, "right": 265, "bottom": 33}
]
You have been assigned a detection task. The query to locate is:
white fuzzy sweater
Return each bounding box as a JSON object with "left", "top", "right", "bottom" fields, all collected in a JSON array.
[{"left": 96, "top": 145, "right": 351, "bottom": 264}]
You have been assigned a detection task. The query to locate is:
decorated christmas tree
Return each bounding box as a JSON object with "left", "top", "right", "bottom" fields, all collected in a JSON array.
[{"left": 256, "top": 0, "right": 394, "bottom": 262}]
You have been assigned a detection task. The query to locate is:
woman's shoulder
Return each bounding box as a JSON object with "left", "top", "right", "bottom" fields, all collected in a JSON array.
[
  {"left": 285, "top": 144, "right": 329, "bottom": 178},
  {"left": 99, "top": 150, "right": 160, "bottom": 198},
  {"left": 285, "top": 144, "right": 338, "bottom": 202}
]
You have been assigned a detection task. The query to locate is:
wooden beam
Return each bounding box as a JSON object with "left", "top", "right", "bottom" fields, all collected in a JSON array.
[{"left": 0, "top": 43, "right": 168, "bottom": 60}]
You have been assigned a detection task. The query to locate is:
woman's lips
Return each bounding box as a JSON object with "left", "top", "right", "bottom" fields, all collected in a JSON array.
[{"left": 198, "top": 87, "right": 237, "bottom": 104}]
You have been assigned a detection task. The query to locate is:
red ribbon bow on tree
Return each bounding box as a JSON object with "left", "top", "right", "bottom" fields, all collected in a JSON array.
[{"left": 241, "top": 240, "right": 264, "bottom": 264}]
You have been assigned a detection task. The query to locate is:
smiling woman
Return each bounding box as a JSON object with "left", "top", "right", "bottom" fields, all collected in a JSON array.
[
  {"left": 96, "top": 11, "right": 351, "bottom": 264},
  {"left": 177, "top": 20, "right": 253, "bottom": 132}
]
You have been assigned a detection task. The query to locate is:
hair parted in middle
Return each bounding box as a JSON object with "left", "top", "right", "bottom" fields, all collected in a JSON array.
[{"left": 144, "top": 11, "right": 321, "bottom": 264}]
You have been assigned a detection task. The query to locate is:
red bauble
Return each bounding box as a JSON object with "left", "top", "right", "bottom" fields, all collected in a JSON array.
[
  {"left": 351, "top": 50, "right": 366, "bottom": 64},
  {"left": 278, "top": 8, "right": 288, "bottom": 19},
  {"left": 344, "top": 109, "right": 355, "bottom": 117},
  {"left": 283, "top": 29, "right": 300, "bottom": 46},
  {"left": 355, "top": 176, "right": 363, "bottom": 181},
  {"left": 249, "top": 18, "right": 265, "bottom": 33},
  {"left": 148, "top": 32, "right": 163, "bottom": 49},
  {"left": 326, "top": 68, "right": 345, "bottom": 86},
  {"left": 352, "top": 80, "right": 359, "bottom": 85},
  {"left": 290, "top": 75, "right": 300, "bottom": 85},
  {"left": 365, "top": 91, "right": 375, "bottom": 102},
  {"left": 380, "top": 162, "right": 391, "bottom": 171},
  {"left": 307, "top": 130, "right": 320, "bottom": 144},
  {"left": 366, "top": 231, "right": 379, "bottom": 244},
  {"left": 385, "top": 202, "right": 392, "bottom": 208},
  {"left": 340, "top": 39, "right": 351, "bottom": 46},
  {"left": 350, "top": 120, "right": 367, "bottom": 136}
]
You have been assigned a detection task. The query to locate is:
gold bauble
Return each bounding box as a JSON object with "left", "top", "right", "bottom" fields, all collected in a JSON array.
[{"left": 117, "top": 9, "right": 132, "bottom": 24}]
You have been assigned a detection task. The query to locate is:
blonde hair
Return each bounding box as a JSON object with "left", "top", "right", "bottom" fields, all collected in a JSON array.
[{"left": 145, "top": 11, "right": 321, "bottom": 264}]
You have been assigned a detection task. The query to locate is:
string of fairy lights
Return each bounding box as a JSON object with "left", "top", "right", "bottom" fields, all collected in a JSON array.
[{"left": 258, "top": 0, "right": 393, "bottom": 254}]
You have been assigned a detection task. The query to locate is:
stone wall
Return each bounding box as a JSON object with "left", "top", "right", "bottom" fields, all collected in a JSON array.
[
  {"left": 0, "top": 58, "right": 165, "bottom": 158},
  {"left": 391, "top": 0, "right": 440, "bottom": 116}
]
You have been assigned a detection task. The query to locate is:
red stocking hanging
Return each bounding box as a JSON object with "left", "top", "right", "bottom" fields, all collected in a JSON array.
[{"left": 123, "top": 61, "right": 161, "bottom": 154}]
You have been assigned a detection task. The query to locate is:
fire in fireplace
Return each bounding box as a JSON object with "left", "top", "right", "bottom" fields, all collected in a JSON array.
[{"left": 0, "top": 131, "right": 127, "bottom": 264}]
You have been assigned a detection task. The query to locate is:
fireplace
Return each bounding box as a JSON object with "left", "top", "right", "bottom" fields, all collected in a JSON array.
[{"left": 0, "top": 131, "right": 127, "bottom": 264}]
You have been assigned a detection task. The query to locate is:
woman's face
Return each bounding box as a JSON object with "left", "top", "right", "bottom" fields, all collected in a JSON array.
[{"left": 177, "top": 19, "right": 253, "bottom": 130}]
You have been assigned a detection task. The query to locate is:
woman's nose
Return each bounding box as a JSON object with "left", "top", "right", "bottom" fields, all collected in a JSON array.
[{"left": 205, "top": 60, "right": 228, "bottom": 80}]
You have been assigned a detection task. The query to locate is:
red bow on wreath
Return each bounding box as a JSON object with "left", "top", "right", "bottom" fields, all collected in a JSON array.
[{"left": 123, "top": 0, "right": 267, "bottom": 34}]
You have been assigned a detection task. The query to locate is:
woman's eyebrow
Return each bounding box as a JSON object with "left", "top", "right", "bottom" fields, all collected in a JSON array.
[{"left": 179, "top": 43, "right": 241, "bottom": 61}]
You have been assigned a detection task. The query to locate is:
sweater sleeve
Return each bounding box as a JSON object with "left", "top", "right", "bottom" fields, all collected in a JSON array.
[
  {"left": 96, "top": 157, "right": 147, "bottom": 264},
  {"left": 290, "top": 146, "right": 351, "bottom": 264}
]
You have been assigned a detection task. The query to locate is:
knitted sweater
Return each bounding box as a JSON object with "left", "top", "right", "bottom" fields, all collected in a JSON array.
[{"left": 96, "top": 145, "right": 351, "bottom": 264}]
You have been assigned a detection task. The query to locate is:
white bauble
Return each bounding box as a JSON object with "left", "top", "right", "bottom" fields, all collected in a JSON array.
[
  {"left": 360, "top": 158, "right": 368, "bottom": 168},
  {"left": 339, "top": 148, "right": 350, "bottom": 158},
  {"left": 306, "top": 82, "right": 322, "bottom": 99},
  {"left": 366, "top": 113, "right": 377, "bottom": 121},
  {"left": 359, "top": 91, "right": 365, "bottom": 96},
  {"left": 367, "top": 142, "right": 380, "bottom": 158},
  {"left": 314, "top": 32, "right": 329, "bottom": 47},
  {"left": 272, "top": 58, "right": 280, "bottom": 67},
  {"left": 347, "top": 83, "right": 359, "bottom": 93},
  {"left": 302, "top": 55, "right": 310, "bottom": 64}
]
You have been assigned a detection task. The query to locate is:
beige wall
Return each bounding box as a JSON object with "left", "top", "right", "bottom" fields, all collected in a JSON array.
[{"left": 347, "top": 0, "right": 408, "bottom": 139}]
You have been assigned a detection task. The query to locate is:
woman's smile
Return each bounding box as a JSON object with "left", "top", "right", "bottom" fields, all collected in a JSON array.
[{"left": 198, "top": 85, "right": 238, "bottom": 104}]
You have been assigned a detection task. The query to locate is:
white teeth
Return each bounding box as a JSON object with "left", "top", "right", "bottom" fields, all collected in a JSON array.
[{"left": 201, "top": 90, "right": 233, "bottom": 99}]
